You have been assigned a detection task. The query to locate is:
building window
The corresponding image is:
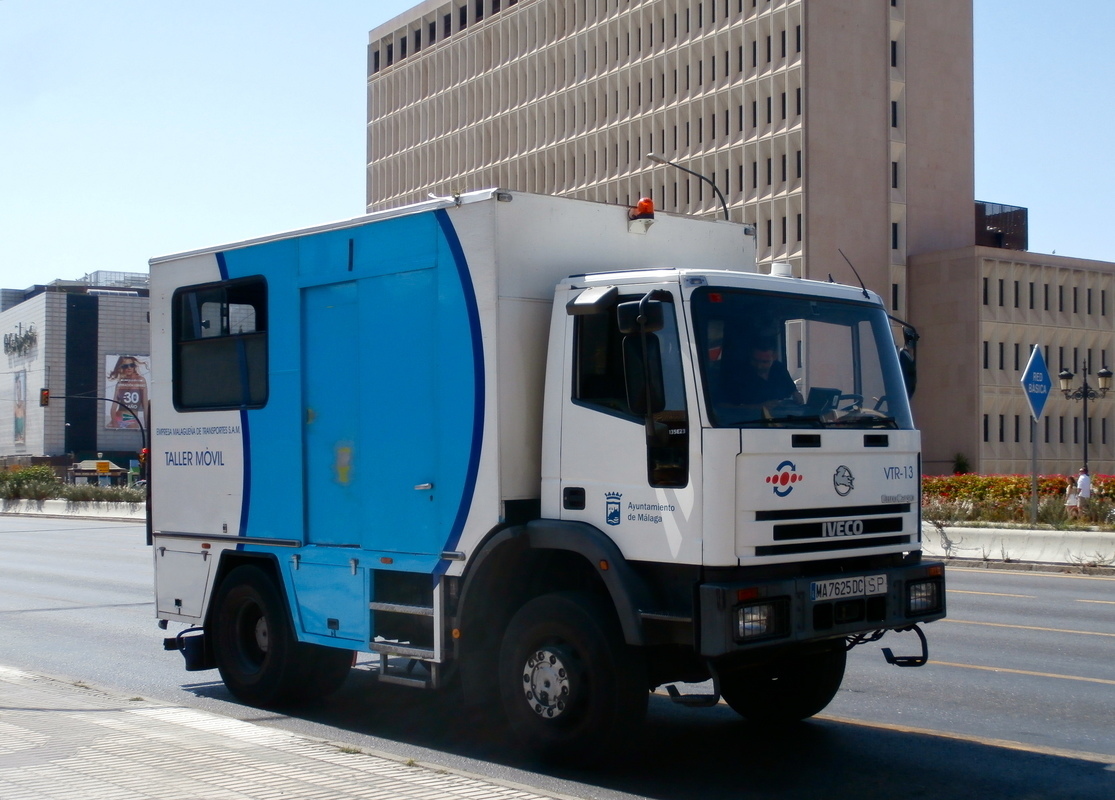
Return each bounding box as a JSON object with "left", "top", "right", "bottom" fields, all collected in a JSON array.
[
  {"left": 1014, "top": 415, "right": 1020, "bottom": 444},
  {"left": 891, "top": 283, "right": 899, "bottom": 311},
  {"left": 891, "top": 41, "right": 898, "bottom": 68},
  {"left": 982, "top": 277, "right": 988, "bottom": 305},
  {"left": 998, "top": 341, "right": 1004, "bottom": 370},
  {"left": 1029, "top": 281, "right": 1035, "bottom": 310},
  {"left": 891, "top": 161, "right": 899, "bottom": 189},
  {"left": 891, "top": 100, "right": 898, "bottom": 128},
  {"left": 1014, "top": 281, "right": 1019, "bottom": 308},
  {"left": 1088, "top": 288, "right": 1093, "bottom": 315},
  {"left": 982, "top": 340, "right": 989, "bottom": 369},
  {"left": 173, "top": 277, "right": 268, "bottom": 411},
  {"left": 891, "top": 222, "right": 899, "bottom": 250},
  {"left": 998, "top": 415, "right": 1005, "bottom": 443},
  {"left": 998, "top": 279, "right": 1004, "bottom": 307},
  {"left": 983, "top": 414, "right": 989, "bottom": 443},
  {"left": 1014, "top": 343, "right": 1020, "bottom": 371},
  {"left": 1058, "top": 285, "right": 1064, "bottom": 312},
  {"left": 1073, "top": 286, "right": 1079, "bottom": 314},
  {"left": 1044, "top": 284, "right": 1049, "bottom": 311}
]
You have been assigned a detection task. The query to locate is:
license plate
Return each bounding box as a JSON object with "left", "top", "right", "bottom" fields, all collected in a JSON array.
[{"left": 810, "top": 574, "right": 887, "bottom": 601}]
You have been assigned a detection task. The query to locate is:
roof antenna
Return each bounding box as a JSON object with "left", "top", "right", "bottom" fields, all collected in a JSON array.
[{"left": 838, "top": 249, "right": 870, "bottom": 299}]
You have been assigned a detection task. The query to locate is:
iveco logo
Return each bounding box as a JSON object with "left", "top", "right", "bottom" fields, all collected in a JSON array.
[
  {"left": 822, "top": 519, "right": 864, "bottom": 537},
  {"left": 833, "top": 465, "right": 854, "bottom": 496}
]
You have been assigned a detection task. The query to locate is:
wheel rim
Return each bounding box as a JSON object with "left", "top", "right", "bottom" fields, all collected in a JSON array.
[{"left": 520, "top": 646, "right": 572, "bottom": 719}]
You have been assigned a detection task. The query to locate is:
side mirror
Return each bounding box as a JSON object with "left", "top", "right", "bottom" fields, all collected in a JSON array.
[
  {"left": 617, "top": 299, "right": 664, "bottom": 334},
  {"left": 623, "top": 334, "right": 665, "bottom": 414},
  {"left": 899, "top": 347, "right": 916, "bottom": 398}
]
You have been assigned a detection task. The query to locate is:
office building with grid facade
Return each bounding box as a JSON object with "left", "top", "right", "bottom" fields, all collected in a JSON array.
[{"left": 367, "top": 0, "right": 1115, "bottom": 475}]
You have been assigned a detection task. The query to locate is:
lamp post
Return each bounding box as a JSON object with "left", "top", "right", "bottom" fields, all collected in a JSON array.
[
  {"left": 1058, "top": 361, "right": 1112, "bottom": 472},
  {"left": 646, "top": 153, "right": 730, "bottom": 221}
]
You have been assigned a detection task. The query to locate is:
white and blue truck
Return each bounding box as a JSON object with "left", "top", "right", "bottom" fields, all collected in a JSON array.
[{"left": 150, "top": 189, "right": 944, "bottom": 763}]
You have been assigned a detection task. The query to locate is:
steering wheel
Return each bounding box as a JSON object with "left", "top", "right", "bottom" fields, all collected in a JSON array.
[{"left": 837, "top": 394, "right": 863, "bottom": 413}]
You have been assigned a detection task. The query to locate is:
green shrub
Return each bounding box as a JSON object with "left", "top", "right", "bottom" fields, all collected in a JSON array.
[
  {"left": 0, "top": 465, "right": 143, "bottom": 503},
  {"left": 59, "top": 483, "right": 145, "bottom": 503},
  {"left": 0, "top": 466, "right": 60, "bottom": 500}
]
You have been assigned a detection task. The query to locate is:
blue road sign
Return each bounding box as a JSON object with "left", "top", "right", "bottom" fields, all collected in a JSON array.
[{"left": 1020, "top": 345, "right": 1052, "bottom": 421}]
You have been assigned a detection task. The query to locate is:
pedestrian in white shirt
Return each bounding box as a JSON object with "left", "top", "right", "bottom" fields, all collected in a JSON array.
[{"left": 1077, "top": 467, "right": 1092, "bottom": 517}]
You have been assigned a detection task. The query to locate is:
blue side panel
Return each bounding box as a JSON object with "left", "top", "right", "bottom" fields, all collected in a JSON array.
[
  {"left": 215, "top": 211, "right": 485, "bottom": 573},
  {"left": 218, "top": 238, "right": 304, "bottom": 543}
]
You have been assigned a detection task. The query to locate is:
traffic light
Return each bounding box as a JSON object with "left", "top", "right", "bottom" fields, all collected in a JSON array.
[
  {"left": 139, "top": 448, "right": 149, "bottom": 466},
  {"left": 38, "top": 388, "right": 49, "bottom": 407}
]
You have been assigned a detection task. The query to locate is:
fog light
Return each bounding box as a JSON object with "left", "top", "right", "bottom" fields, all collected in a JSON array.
[
  {"left": 736, "top": 598, "right": 789, "bottom": 641},
  {"left": 907, "top": 579, "right": 941, "bottom": 615}
]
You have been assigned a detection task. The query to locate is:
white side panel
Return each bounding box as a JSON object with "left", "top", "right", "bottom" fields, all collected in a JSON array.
[
  {"left": 148, "top": 252, "right": 246, "bottom": 537},
  {"left": 496, "top": 298, "right": 551, "bottom": 501}
]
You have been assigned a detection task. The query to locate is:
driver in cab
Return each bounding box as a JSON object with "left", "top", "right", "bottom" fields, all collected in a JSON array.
[{"left": 724, "top": 338, "right": 803, "bottom": 412}]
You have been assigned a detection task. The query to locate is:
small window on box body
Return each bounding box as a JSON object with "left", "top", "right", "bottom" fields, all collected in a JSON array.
[{"left": 173, "top": 276, "right": 268, "bottom": 410}]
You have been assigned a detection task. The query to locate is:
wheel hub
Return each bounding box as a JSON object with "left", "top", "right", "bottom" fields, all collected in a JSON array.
[
  {"left": 520, "top": 647, "right": 571, "bottom": 719},
  {"left": 253, "top": 615, "right": 269, "bottom": 653}
]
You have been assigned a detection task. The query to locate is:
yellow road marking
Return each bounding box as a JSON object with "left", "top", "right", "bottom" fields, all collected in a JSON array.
[
  {"left": 817, "top": 714, "right": 1115, "bottom": 766},
  {"left": 1076, "top": 598, "right": 1115, "bottom": 605},
  {"left": 943, "top": 618, "right": 1115, "bottom": 637},
  {"left": 949, "top": 590, "right": 1033, "bottom": 598},
  {"left": 932, "top": 660, "right": 1115, "bottom": 686}
]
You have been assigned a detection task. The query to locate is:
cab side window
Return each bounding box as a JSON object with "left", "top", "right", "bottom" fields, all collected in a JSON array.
[{"left": 572, "top": 295, "right": 688, "bottom": 487}]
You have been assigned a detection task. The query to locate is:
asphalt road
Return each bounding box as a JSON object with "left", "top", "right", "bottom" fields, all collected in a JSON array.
[{"left": 1, "top": 515, "right": 1112, "bottom": 799}]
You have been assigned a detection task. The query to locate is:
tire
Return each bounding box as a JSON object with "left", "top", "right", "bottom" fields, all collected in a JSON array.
[
  {"left": 498, "top": 591, "right": 647, "bottom": 765},
  {"left": 212, "top": 565, "right": 350, "bottom": 706},
  {"left": 719, "top": 642, "right": 847, "bottom": 725}
]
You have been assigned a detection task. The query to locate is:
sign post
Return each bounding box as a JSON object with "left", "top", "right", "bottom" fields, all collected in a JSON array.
[{"left": 1020, "top": 346, "right": 1052, "bottom": 525}]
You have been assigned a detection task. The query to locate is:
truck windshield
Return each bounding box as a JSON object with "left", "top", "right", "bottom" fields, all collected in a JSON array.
[{"left": 691, "top": 286, "right": 914, "bottom": 430}]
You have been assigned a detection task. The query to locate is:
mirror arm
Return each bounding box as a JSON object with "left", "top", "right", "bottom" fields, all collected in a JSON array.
[{"left": 637, "top": 290, "right": 671, "bottom": 440}]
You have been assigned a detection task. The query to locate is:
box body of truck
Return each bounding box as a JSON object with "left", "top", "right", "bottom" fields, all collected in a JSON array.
[{"left": 150, "top": 189, "right": 943, "bottom": 763}]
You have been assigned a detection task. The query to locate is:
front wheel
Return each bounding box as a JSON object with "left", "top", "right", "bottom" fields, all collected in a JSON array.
[
  {"left": 719, "top": 642, "right": 846, "bottom": 725},
  {"left": 498, "top": 591, "right": 647, "bottom": 765}
]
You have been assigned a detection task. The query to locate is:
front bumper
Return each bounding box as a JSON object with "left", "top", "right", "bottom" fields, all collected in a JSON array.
[{"left": 697, "top": 561, "right": 945, "bottom": 657}]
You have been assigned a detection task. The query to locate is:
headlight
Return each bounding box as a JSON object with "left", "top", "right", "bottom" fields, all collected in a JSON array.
[
  {"left": 736, "top": 598, "right": 790, "bottom": 641},
  {"left": 907, "top": 579, "right": 942, "bottom": 615}
]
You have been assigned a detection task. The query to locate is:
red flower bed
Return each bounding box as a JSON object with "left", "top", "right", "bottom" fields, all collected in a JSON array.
[{"left": 922, "top": 473, "right": 1115, "bottom": 503}]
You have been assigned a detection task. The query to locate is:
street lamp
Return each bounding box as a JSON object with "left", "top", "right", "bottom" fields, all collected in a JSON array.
[
  {"left": 1058, "top": 361, "right": 1112, "bottom": 472},
  {"left": 646, "top": 153, "right": 730, "bottom": 221}
]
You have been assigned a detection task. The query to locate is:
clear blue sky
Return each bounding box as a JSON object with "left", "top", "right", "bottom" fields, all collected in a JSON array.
[{"left": 1, "top": 0, "right": 1111, "bottom": 290}]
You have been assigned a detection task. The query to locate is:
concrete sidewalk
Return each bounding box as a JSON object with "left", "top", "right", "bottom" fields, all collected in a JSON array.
[{"left": 0, "top": 665, "right": 566, "bottom": 800}]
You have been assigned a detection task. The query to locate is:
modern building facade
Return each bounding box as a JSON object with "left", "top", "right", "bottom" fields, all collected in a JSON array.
[
  {"left": 365, "top": 0, "right": 1113, "bottom": 475},
  {"left": 367, "top": 0, "right": 974, "bottom": 321},
  {"left": 0, "top": 272, "right": 150, "bottom": 472},
  {"left": 911, "top": 246, "right": 1115, "bottom": 475}
]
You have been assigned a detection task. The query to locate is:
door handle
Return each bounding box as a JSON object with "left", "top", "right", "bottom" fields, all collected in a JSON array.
[{"left": 414, "top": 482, "right": 434, "bottom": 491}]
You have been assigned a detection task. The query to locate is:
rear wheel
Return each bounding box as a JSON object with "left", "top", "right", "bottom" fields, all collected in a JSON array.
[
  {"left": 212, "top": 565, "right": 350, "bottom": 706},
  {"left": 498, "top": 591, "right": 647, "bottom": 765},
  {"left": 719, "top": 642, "right": 846, "bottom": 725}
]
